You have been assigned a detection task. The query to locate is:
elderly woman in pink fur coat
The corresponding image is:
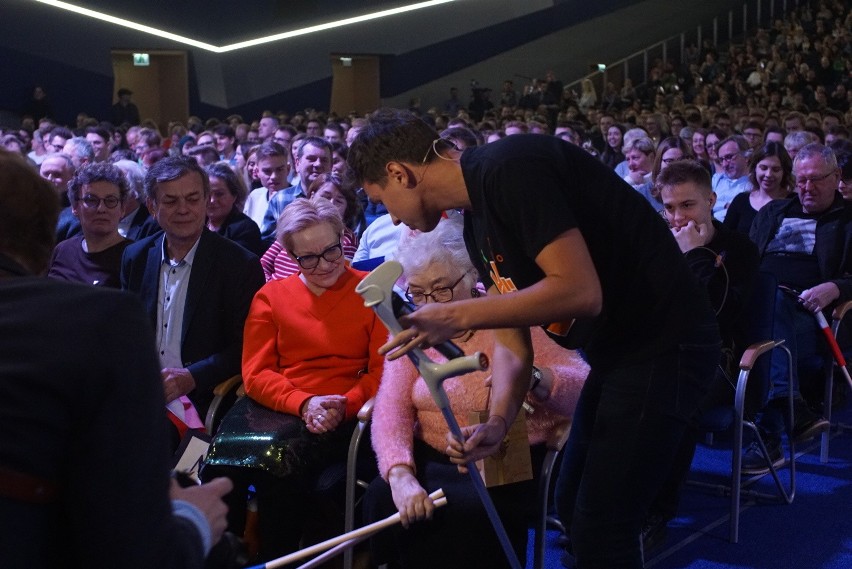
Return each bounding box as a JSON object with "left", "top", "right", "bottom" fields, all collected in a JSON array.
[{"left": 364, "top": 218, "right": 589, "bottom": 569}]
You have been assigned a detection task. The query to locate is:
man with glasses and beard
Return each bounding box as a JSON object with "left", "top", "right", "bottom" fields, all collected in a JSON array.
[{"left": 713, "top": 135, "right": 752, "bottom": 222}]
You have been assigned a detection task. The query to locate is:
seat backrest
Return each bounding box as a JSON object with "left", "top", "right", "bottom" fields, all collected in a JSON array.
[{"left": 700, "top": 271, "right": 779, "bottom": 431}]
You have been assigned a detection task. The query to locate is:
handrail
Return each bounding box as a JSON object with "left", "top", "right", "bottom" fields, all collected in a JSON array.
[{"left": 560, "top": 0, "right": 799, "bottom": 104}]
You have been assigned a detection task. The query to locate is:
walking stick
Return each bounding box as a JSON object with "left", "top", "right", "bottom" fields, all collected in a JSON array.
[
  {"left": 246, "top": 490, "right": 447, "bottom": 569},
  {"left": 356, "top": 261, "right": 523, "bottom": 569},
  {"left": 780, "top": 285, "right": 852, "bottom": 389}
]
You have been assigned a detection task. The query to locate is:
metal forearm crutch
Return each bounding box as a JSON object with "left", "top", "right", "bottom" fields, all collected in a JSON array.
[{"left": 356, "top": 261, "right": 523, "bottom": 569}]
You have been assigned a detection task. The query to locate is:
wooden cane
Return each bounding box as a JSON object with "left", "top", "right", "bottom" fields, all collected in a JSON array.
[{"left": 254, "top": 489, "right": 447, "bottom": 569}]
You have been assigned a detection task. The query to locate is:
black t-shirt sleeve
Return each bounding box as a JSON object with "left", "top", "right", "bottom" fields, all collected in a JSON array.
[{"left": 480, "top": 152, "right": 579, "bottom": 262}]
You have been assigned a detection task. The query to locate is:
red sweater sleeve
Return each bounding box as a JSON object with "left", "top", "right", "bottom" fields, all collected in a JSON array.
[{"left": 242, "top": 284, "right": 315, "bottom": 415}]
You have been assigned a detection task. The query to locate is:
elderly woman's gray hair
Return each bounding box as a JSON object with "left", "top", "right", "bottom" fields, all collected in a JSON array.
[
  {"left": 394, "top": 215, "right": 478, "bottom": 293},
  {"left": 112, "top": 159, "right": 145, "bottom": 201}
]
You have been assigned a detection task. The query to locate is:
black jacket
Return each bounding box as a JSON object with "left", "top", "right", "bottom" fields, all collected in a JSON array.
[
  {"left": 120, "top": 229, "right": 264, "bottom": 417},
  {"left": 750, "top": 195, "right": 852, "bottom": 304}
]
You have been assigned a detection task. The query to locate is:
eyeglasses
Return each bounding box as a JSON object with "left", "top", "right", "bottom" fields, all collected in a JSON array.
[
  {"left": 79, "top": 195, "right": 121, "bottom": 209},
  {"left": 406, "top": 273, "right": 466, "bottom": 306},
  {"left": 294, "top": 241, "right": 343, "bottom": 270},
  {"left": 795, "top": 169, "right": 836, "bottom": 189},
  {"left": 720, "top": 152, "right": 741, "bottom": 163}
]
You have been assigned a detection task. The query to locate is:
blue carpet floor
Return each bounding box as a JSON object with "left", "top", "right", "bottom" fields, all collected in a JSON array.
[{"left": 531, "top": 406, "right": 852, "bottom": 569}]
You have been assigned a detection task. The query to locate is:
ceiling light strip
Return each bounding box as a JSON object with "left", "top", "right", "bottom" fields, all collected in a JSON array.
[
  {"left": 30, "top": 0, "right": 457, "bottom": 53},
  {"left": 32, "top": 0, "right": 220, "bottom": 51},
  {"left": 218, "top": 0, "right": 457, "bottom": 52}
]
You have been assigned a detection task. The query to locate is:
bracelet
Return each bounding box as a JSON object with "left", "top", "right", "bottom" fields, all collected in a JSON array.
[
  {"left": 530, "top": 366, "right": 543, "bottom": 392},
  {"left": 490, "top": 414, "right": 509, "bottom": 439}
]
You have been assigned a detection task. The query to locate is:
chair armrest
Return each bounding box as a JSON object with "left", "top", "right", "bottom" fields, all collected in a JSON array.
[
  {"left": 357, "top": 397, "right": 375, "bottom": 423},
  {"left": 739, "top": 339, "right": 785, "bottom": 371},
  {"left": 832, "top": 300, "right": 852, "bottom": 324},
  {"left": 213, "top": 374, "right": 243, "bottom": 397},
  {"left": 545, "top": 418, "right": 572, "bottom": 452},
  {"left": 204, "top": 375, "right": 243, "bottom": 434}
]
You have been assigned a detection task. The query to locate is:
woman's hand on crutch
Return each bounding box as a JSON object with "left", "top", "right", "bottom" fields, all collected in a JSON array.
[
  {"left": 387, "top": 465, "right": 436, "bottom": 528},
  {"left": 444, "top": 416, "right": 508, "bottom": 473}
]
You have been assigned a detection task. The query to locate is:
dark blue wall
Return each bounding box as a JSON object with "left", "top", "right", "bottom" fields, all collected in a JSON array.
[
  {"left": 0, "top": 0, "right": 644, "bottom": 125},
  {"left": 0, "top": 45, "right": 114, "bottom": 126}
]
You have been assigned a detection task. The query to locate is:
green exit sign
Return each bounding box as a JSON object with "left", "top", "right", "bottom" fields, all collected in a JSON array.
[{"left": 133, "top": 53, "right": 150, "bottom": 66}]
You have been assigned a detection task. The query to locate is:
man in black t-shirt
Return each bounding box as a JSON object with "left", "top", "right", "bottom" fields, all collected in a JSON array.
[
  {"left": 348, "top": 109, "right": 720, "bottom": 568},
  {"left": 746, "top": 143, "right": 852, "bottom": 472}
]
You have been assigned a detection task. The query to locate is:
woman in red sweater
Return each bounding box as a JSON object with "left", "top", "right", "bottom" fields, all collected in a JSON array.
[{"left": 204, "top": 198, "right": 385, "bottom": 562}]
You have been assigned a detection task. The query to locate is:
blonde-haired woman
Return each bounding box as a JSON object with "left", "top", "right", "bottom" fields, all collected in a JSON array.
[{"left": 204, "top": 198, "right": 385, "bottom": 562}]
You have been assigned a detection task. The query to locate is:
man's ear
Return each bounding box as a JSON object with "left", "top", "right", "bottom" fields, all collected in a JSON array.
[
  {"left": 708, "top": 191, "right": 717, "bottom": 209},
  {"left": 146, "top": 196, "right": 158, "bottom": 218},
  {"left": 385, "top": 161, "right": 416, "bottom": 189}
]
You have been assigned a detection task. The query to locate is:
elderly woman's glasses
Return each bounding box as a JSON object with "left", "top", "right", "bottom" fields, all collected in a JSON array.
[
  {"left": 294, "top": 241, "right": 343, "bottom": 270},
  {"left": 80, "top": 195, "right": 121, "bottom": 209},
  {"left": 407, "top": 273, "right": 466, "bottom": 306}
]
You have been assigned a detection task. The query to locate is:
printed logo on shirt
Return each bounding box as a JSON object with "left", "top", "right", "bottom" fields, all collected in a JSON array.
[
  {"left": 766, "top": 218, "right": 817, "bottom": 256},
  {"left": 488, "top": 259, "right": 518, "bottom": 294},
  {"left": 483, "top": 250, "right": 576, "bottom": 339}
]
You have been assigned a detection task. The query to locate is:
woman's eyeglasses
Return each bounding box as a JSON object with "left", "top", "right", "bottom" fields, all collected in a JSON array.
[
  {"left": 79, "top": 195, "right": 121, "bottom": 209},
  {"left": 406, "top": 273, "right": 466, "bottom": 306},
  {"left": 294, "top": 242, "right": 343, "bottom": 270}
]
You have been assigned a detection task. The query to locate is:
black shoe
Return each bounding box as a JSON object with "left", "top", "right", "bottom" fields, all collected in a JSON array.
[
  {"left": 792, "top": 414, "right": 829, "bottom": 444},
  {"left": 741, "top": 436, "right": 784, "bottom": 475},
  {"left": 641, "top": 515, "right": 668, "bottom": 556}
]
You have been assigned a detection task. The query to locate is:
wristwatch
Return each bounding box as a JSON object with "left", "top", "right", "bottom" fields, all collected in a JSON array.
[{"left": 530, "top": 366, "right": 543, "bottom": 392}]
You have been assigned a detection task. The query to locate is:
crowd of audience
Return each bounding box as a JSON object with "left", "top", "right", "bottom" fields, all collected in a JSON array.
[{"left": 2, "top": 0, "right": 851, "bottom": 566}]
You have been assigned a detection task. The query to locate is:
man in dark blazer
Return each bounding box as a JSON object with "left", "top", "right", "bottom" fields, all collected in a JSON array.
[{"left": 121, "top": 156, "right": 264, "bottom": 422}]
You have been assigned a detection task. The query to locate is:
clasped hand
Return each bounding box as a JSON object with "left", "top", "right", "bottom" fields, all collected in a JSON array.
[
  {"left": 671, "top": 221, "right": 711, "bottom": 253},
  {"left": 303, "top": 395, "right": 347, "bottom": 434}
]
